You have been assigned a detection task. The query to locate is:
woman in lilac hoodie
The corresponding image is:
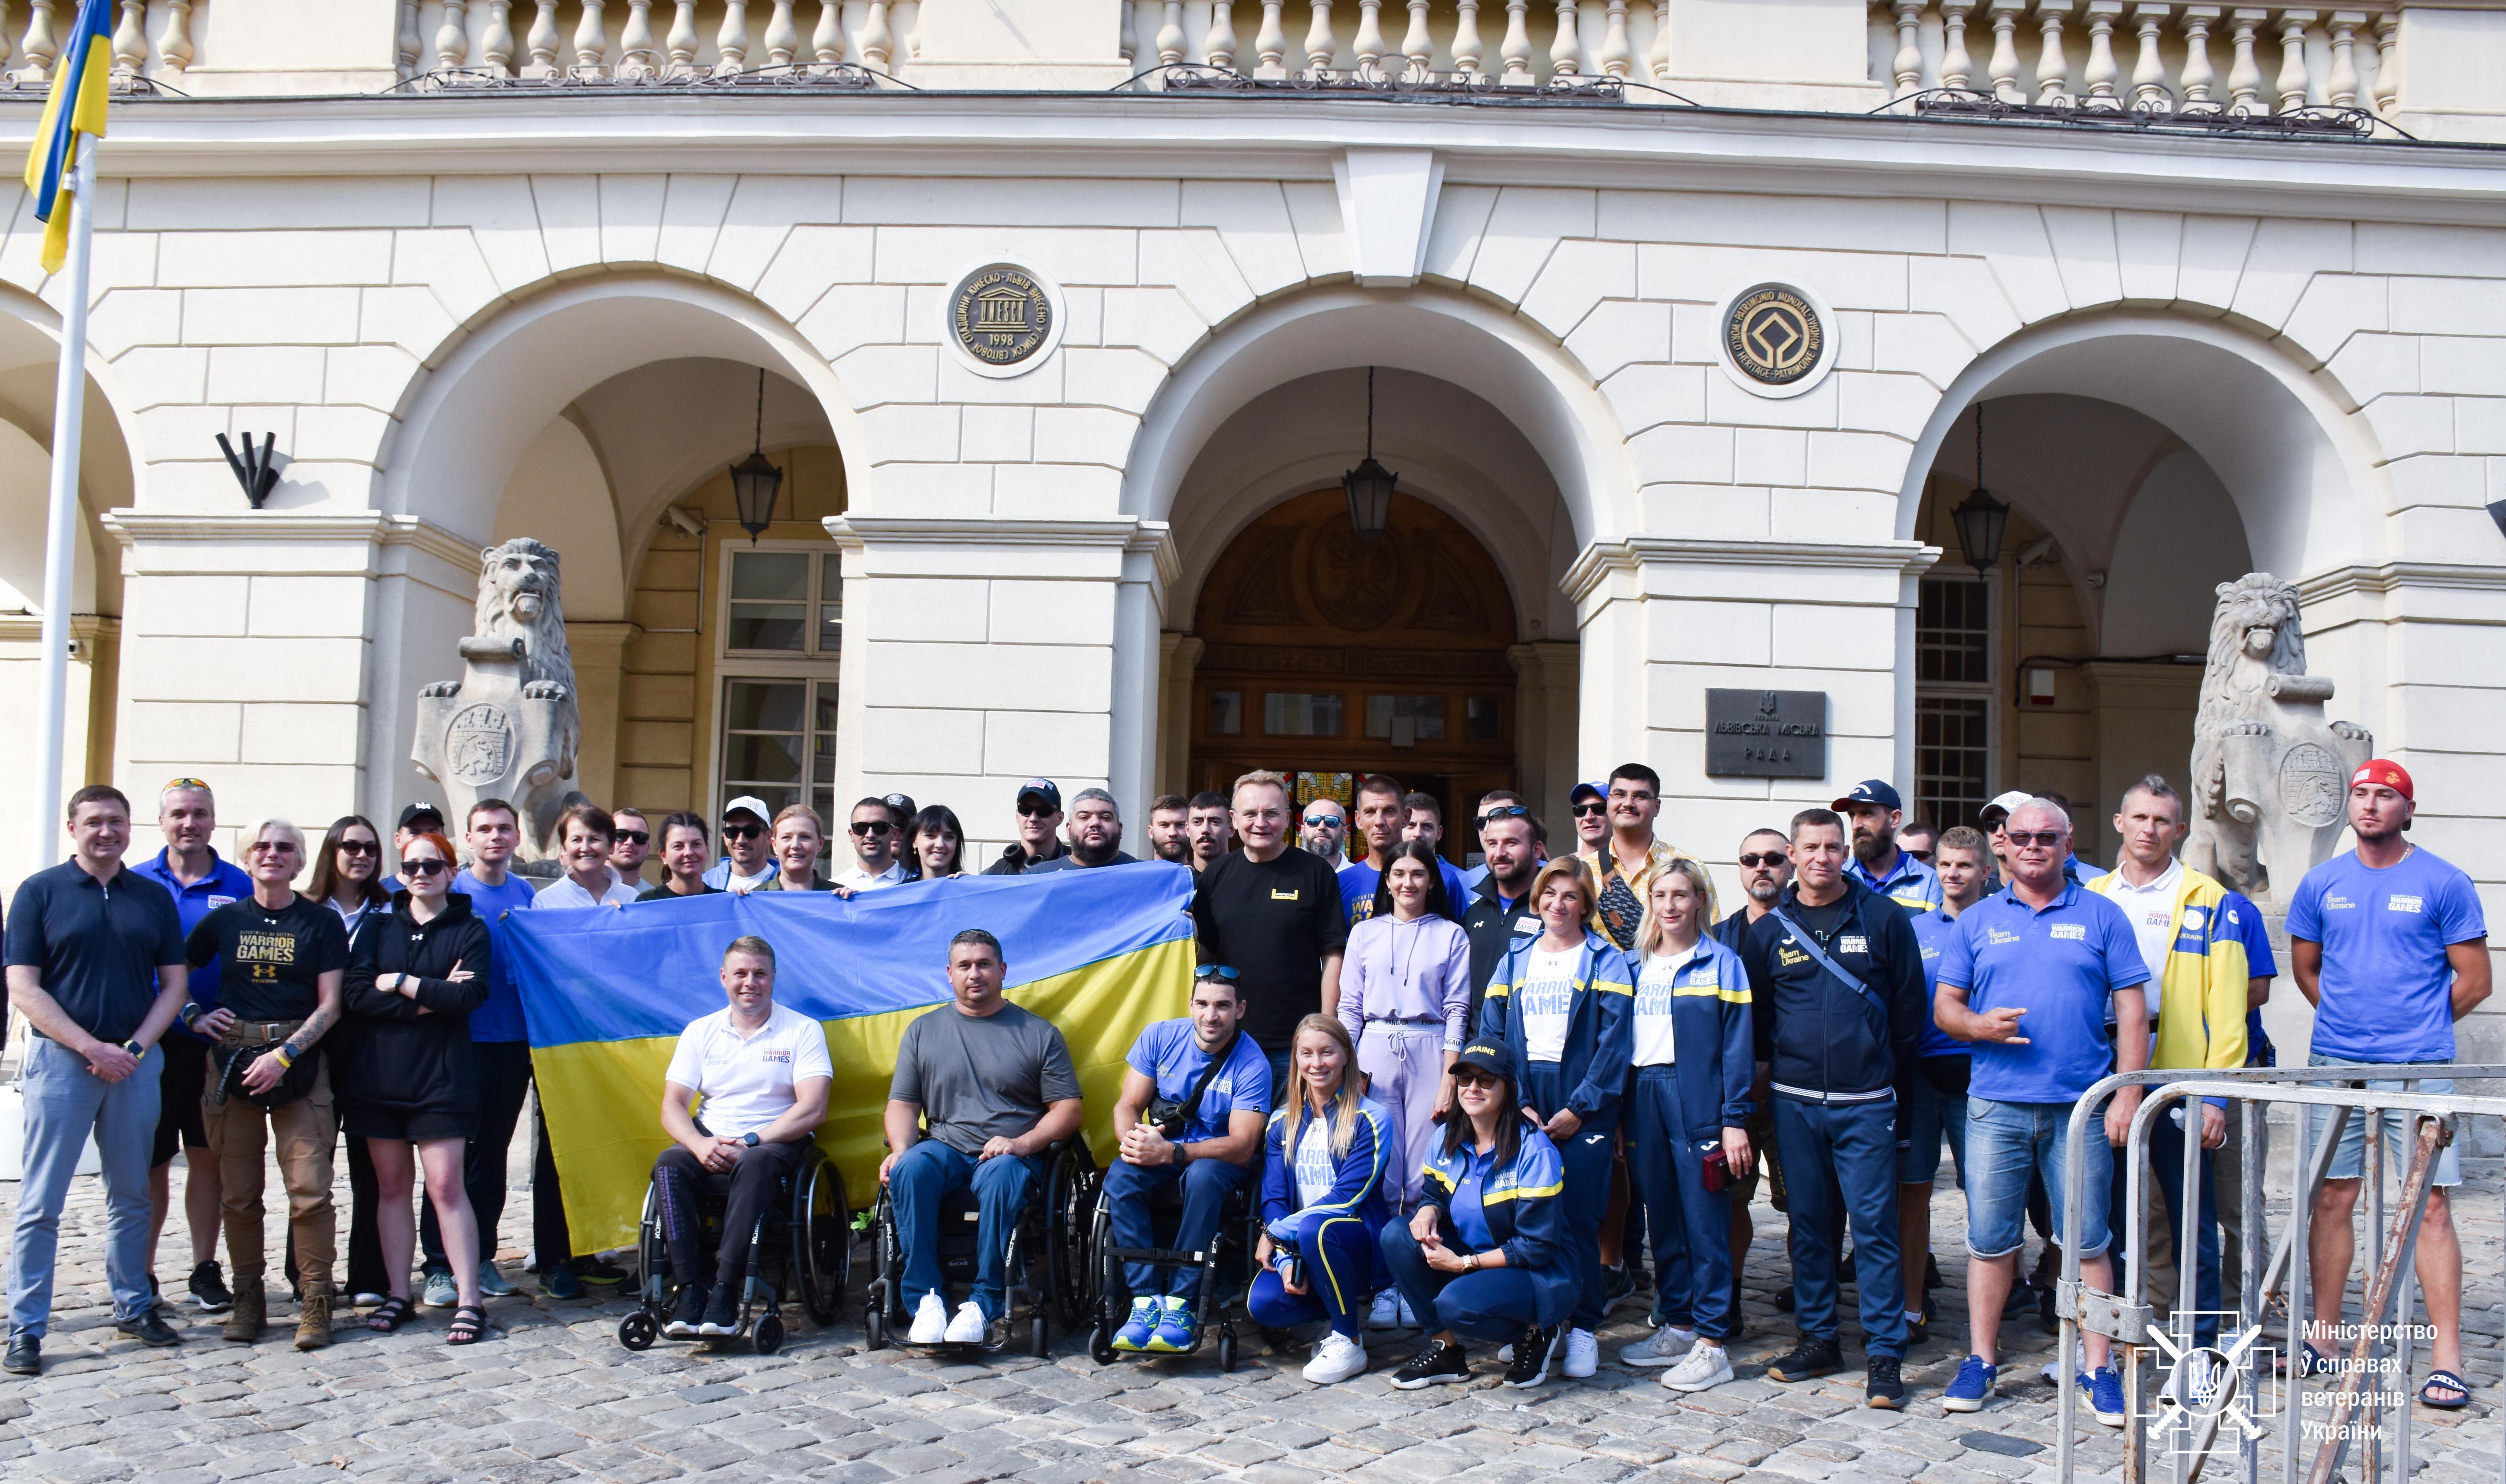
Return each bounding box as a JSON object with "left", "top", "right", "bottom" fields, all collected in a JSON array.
[{"left": 1338, "top": 841, "right": 1472, "bottom": 1218}]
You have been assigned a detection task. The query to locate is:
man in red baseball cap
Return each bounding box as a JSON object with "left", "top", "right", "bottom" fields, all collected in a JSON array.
[{"left": 2287, "top": 757, "right": 2490, "bottom": 1410}]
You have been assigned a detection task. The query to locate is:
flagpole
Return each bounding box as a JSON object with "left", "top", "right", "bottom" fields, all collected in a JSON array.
[{"left": 31, "top": 129, "right": 97, "bottom": 873}]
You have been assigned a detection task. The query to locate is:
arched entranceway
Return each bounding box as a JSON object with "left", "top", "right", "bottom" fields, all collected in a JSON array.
[{"left": 1187, "top": 488, "right": 1520, "bottom": 847}]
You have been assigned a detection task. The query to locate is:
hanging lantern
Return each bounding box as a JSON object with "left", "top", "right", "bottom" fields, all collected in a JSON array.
[
  {"left": 731, "top": 367, "right": 782, "bottom": 544},
  {"left": 1342, "top": 366, "right": 1399, "bottom": 542},
  {"left": 1954, "top": 402, "right": 2008, "bottom": 575}
]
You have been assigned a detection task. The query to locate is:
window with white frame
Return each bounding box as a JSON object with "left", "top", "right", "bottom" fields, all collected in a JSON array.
[
  {"left": 716, "top": 546, "right": 842, "bottom": 824},
  {"left": 1914, "top": 574, "right": 1998, "bottom": 833}
]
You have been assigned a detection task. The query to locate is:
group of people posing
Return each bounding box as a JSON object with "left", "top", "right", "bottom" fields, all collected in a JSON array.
[{"left": 5, "top": 757, "right": 2488, "bottom": 1422}]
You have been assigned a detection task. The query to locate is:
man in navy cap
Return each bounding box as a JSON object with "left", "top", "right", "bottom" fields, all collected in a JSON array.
[
  {"left": 985, "top": 779, "right": 1069, "bottom": 875},
  {"left": 1567, "top": 782, "right": 1609, "bottom": 860},
  {"left": 1834, "top": 781, "right": 1941, "bottom": 918}
]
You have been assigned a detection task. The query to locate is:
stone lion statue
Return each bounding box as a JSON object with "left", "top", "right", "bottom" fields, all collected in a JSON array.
[
  {"left": 412, "top": 538, "right": 584, "bottom": 860},
  {"left": 2181, "top": 572, "right": 2371, "bottom": 901}
]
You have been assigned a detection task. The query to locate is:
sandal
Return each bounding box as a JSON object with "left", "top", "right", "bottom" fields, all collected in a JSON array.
[
  {"left": 367, "top": 1296, "right": 414, "bottom": 1333},
  {"left": 445, "top": 1304, "right": 488, "bottom": 1346},
  {"left": 2420, "top": 1369, "right": 2470, "bottom": 1410}
]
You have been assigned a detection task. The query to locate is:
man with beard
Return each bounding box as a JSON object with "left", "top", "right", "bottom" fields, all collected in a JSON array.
[
  {"left": 1715, "top": 829, "right": 1793, "bottom": 1328},
  {"left": 1146, "top": 795, "right": 1192, "bottom": 866},
  {"left": 1835, "top": 781, "right": 1941, "bottom": 916},
  {"left": 1025, "top": 789, "right": 1137, "bottom": 873},
  {"left": 1460, "top": 806, "right": 1543, "bottom": 1031},
  {"left": 1299, "top": 797, "right": 1348, "bottom": 866}
]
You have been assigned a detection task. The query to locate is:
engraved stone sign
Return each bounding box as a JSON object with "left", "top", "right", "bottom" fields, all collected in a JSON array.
[
  {"left": 1706, "top": 688, "right": 1829, "bottom": 779},
  {"left": 412, "top": 538, "right": 587, "bottom": 862}
]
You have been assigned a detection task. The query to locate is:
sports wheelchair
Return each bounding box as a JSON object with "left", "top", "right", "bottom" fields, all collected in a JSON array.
[
  {"left": 1084, "top": 1163, "right": 1259, "bottom": 1371},
  {"left": 615, "top": 1140, "right": 851, "bottom": 1355},
  {"left": 863, "top": 1138, "right": 1097, "bottom": 1357}
]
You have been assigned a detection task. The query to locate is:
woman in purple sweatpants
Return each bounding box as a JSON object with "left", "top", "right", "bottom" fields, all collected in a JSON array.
[{"left": 1338, "top": 842, "right": 1473, "bottom": 1209}]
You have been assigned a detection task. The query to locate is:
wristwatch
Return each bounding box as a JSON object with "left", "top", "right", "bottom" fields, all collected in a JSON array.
[
  {"left": 742, "top": 1131, "right": 761, "bottom": 1148},
  {"left": 122, "top": 1039, "right": 146, "bottom": 1059},
  {"left": 1462, "top": 1252, "right": 1480, "bottom": 1272},
  {"left": 1173, "top": 1142, "right": 1192, "bottom": 1168}
]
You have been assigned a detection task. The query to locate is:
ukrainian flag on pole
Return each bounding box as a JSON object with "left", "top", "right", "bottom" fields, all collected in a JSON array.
[
  {"left": 501, "top": 864, "right": 1197, "bottom": 1253},
  {"left": 22, "top": 0, "right": 113, "bottom": 275}
]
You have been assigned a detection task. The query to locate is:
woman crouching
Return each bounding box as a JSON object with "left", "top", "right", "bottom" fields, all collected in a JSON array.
[{"left": 1251, "top": 1015, "right": 1394, "bottom": 1385}]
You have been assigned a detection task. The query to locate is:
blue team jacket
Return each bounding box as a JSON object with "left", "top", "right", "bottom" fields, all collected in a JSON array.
[
  {"left": 1259, "top": 1093, "right": 1395, "bottom": 1236},
  {"left": 1626, "top": 934, "right": 1757, "bottom": 1139},
  {"left": 1476, "top": 928, "right": 1634, "bottom": 1132},
  {"left": 1418, "top": 1120, "right": 1579, "bottom": 1327}
]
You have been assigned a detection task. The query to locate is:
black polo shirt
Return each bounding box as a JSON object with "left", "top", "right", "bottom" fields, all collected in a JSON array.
[
  {"left": 1461, "top": 879, "right": 1540, "bottom": 1031},
  {"left": 3, "top": 859, "right": 186, "bottom": 1043}
]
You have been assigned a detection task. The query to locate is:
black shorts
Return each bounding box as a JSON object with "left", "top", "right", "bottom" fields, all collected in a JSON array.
[
  {"left": 342, "top": 1105, "right": 477, "bottom": 1142},
  {"left": 152, "top": 1039, "right": 212, "bottom": 1166}
]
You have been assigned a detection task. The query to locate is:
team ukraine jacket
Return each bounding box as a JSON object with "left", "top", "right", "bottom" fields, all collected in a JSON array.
[
  {"left": 1627, "top": 932, "right": 1758, "bottom": 1139},
  {"left": 1418, "top": 1119, "right": 1579, "bottom": 1327},
  {"left": 2085, "top": 864, "right": 2250, "bottom": 1097},
  {"left": 1259, "top": 1094, "right": 1395, "bottom": 1234},
  {"left": 1476, "top": 927, "right": 1635, "bottom": 1133}
]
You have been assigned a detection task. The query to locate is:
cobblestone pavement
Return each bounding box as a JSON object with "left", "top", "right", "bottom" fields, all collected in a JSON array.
[{"left": 2, "top": 1147, "right": 2499, "bottom": 1484}]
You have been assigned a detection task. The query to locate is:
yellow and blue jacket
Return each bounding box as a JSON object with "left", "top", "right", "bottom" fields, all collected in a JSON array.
[
  {"left": 1624, "top": 933, "right": 1756, "bottom": 1139},
  {"left": 1419, "top": 1118, "right": 1578, "bottom": 1326},
  {"left": 2085, "top": 863, "right": 2249, "bottom": 1105},
  {"left": 1260, "top": 1095, "right": 1393, "bottom": 1306},
  {"left": 1477, "top": 928, "right": 1635, "bottom": 1132}
]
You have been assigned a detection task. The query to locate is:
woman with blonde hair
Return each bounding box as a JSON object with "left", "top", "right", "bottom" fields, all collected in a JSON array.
[
  {"left": 1616, "top": 857, "right": 1755, "bottom": 1392},
  {"left": 1250, "top": 1015, "right": 1393, "bottom": 1385},
  {"left": 1473, "top": 854, "right": 1632, "bottom": 1382}
]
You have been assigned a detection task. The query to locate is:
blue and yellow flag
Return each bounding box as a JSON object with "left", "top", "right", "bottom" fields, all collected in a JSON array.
[
  {"left": 502, "top": 863, "right": 1196, "bottom": 1253},
  {"left": 20, "top": 0, "right": 113, "bottom": 275}
]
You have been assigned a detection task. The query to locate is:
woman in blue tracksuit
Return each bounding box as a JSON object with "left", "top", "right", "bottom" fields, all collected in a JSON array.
[
  {"left": 1251, "top": 1015, "right": 1393, "bottom": 1386},
  {"left": 1617, "top": 857, "right": 1755, "bottom": 1393},
  {"left": 1379, "top": 1039, "right": 1579, "bottom": 1390},
  {"left": 1472, "top": 854, "right": 1631, "bottom": 1380}
]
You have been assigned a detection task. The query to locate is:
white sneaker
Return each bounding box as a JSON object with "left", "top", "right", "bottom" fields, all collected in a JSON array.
[
  {"left": 943, "top": 1300, "right": 988, "bottom": 1344},
  {"left": 1303, "top": 1331, "right": 1369, "bottom": 1384},
  {"left": 1561, "top": 1329, "right": 1600, "bottom": 1379},
  {"left": 1368, "top": 1290, "right": 1403, "bottom": 1330},
  {"left": 907, "top": 1292, "right": 949, "bottom": 1344},
  {"left": 1664, "top": 1341, "right": 1734, "bottom": 1393},
  {"left": 1620, "top": 1323, "right": 1698, "bottom": 1368}
]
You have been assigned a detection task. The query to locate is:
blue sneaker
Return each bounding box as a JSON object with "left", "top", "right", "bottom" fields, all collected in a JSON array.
[
  {"left": 542, "top": 1265, "right": 584, "bottom": 1301},
  {"left": 1146, "top": 1295, "right": 1197, "bottom": 1353},
  {"left": 1943, "top": 1355, "right": 1996, "bottom": 1413},
  {"left": 1112, "top": 1296, "right": 1159, "bottom": 1352},
  {"left": 2081, "top": 1366, "right": 2127, "bottom": 1426}
]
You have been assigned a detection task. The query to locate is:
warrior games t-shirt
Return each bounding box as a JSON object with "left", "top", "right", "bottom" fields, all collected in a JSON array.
[
  {"left": 2288, "top": 847, "right": 2486, "bottom": 1064},
  {"left": 185, "top": 894, "right": 350, "bottom": 1023}
]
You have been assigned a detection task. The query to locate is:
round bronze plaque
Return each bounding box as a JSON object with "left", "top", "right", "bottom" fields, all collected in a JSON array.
[
  {"left": 1724, "top": 283, "right": 1824, "bottom": 386},
  {"left": 950, "top": 264, "right": 1054, "bottom": 367}
]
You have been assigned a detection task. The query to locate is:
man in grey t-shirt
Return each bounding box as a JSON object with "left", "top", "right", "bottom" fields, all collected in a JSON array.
[{"left": 882, "top": 929, "right": 1084, "bottom": 1345}]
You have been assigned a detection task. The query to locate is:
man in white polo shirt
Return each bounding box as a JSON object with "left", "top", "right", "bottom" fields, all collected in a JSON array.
[{"left": 652, "top": 936, "right": 832, "bottom": 1339}]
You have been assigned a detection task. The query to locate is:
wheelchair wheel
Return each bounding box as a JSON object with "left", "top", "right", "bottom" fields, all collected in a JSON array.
[
  {"left": 864, "top": 1285, "right": 889, "bottom": 1352},
  {"left": 790, "top": 1145, "right": 848, "bottom": 1326},
  {"left": 635, "top": 1180, "right": 672, "bottom": 1312},
  {"left": 873, "top": 1192, "right": 905, "bottom": 1325},
  {"left": 755, "top": 1313, "right": 785, "bottom": 1355},
  {"left": 1217, "top": 1331, "right": 1237, "bottom": 1373},
  {"left": 1090, "top": 1315, "right": 1117, "bottom": 1365},
  {"left": 618, "top": 1312, "right": 658, "bottom": 1351},
  {"left": 1046, "top": 1144, "right": 1098, "bottom": 1330}
]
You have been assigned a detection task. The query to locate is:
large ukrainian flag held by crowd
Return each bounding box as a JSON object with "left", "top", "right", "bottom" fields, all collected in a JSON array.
[
  {"left": 502, "top": 864, "right": 1196, "bottom": 1252},
  {"left": 21, "top": 0, "right": 113, "bottom": 274}
]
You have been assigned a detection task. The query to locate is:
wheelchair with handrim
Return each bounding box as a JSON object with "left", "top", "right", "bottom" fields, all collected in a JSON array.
[
  {"left": 615, "top": 1139, "right": 850, "bottom": 1355},
  {"left": 1083, "top": 1160, "right": 1260, "bottom": 1371},
  {"left": 862, "top": 1138, "right": 1097, "bottom": 1357}
]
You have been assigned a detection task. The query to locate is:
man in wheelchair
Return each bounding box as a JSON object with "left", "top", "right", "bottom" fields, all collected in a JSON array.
[
  {"left": 653, "top": 936, "right": 832, "bottom": 1338},
  {"left": 1103, "top": 967, "right": 1271, "bottom": 1352},
  {"left": 882, "top": 929, "right": 1084, "bottom": 1346}
]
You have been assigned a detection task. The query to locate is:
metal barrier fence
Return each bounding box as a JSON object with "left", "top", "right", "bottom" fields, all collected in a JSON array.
[{"left": 2053, "top": 1064, "right": 2506, "bottom": 1484}]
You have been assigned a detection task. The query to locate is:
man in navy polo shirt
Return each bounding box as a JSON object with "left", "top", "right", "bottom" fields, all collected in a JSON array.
[
  {"left": 2292, "top": 760, "right": 2488, "bottom": 1411},
  {"left": 1933, "top": 797, "right": 2148, "bottom": 1425},
  {"left": 5, "top": 785, "right": 193, "bottom": 1375},
  {"left": 1837, "top": 780, "right": 1942, "bottom": 917},
  {"left": 128, "top": 777, "right": 251, "bottom": 1315}
]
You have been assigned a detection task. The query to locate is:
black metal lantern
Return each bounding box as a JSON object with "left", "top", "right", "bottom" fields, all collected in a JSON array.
[
  {"left": 1953, "top": 402, "right": 2008, "bottom": 576},
  {"left": 731, "top": 367, "right": 783, "bottom": 544},
  {"left": 1343, "top": 366, "right": 1398, "bottom": 542}
]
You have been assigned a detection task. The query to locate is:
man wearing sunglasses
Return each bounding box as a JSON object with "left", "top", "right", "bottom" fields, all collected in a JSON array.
[
  {"left": 702, "top": 796, "right": 780, "bottom": 892},
  {"left": 834, "top": 798, "right": 912, "bottom": 893},
  {"left": 984, "top": 779, "right": 1070, "bottom": 875},
  {"left": 1713, "top": 828, "right": 1794, "bottom": 1325},
  {"left": 1299, "top": 798, "right": 1349, "bottom": 867},
  {"left": 608, "top": 808, "right": 655, "bottom": 891}
]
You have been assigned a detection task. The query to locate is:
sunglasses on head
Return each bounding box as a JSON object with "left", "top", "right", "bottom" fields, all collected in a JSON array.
[
  {"left": 336, "top": 840, "right": 379, "bottom": 857},
  {"left": 1572, "top": 802, "right": 1607, "bottom": 818},
  {"left": 401, "top": 858, "right": 450, "bottom": 877},
  {"left": 1477, "top": 806, "right": 1529, "bottom": 825},
  {"left": 849, "top": 820, "right": 894, "bottom": 837},
  {"left": 1737, "top": 851, "right": 1787, "bottom": 868},
  {"left": 2005, "top": 830, "right": 2066, "bottom": 848},
  {"left": 721, "top": 823, "right": 763, "bottom": 840},
  {"left": 614, "top": 830, "right": 649, "bottom": 846}
]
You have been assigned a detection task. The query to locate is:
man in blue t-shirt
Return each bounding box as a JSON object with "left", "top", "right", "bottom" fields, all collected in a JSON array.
[
  {"left": 1899, "top": 824, "right": 1990, "bottom": 1346},
  {"left": 2290, "top": 760, "right": 2489, "bottom": 1409},
  {"left": 1933, "top": 798, "right": 2148, "bottom": 1425},
  {"left": 1102, "top": 969, "right": 1272, "bottom": 1352}
]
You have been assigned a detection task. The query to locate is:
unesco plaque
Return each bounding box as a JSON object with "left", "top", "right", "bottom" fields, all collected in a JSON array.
[
  {"left": 949, "top": 263, "right": 1054, "bottom": 368},
  {"left": 1705, "top": 688, "right": 1828, "bottom": 778}
]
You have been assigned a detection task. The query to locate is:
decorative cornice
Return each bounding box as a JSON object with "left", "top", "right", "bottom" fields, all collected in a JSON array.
[
  {"left": 0, "top": 614, "right": 119, "bottom": 644},
  {"left": 100, "top": 511, "right": 483, "bottom": 573},
  {"left": 2298, "top": 560, "right": 2506, "bottom": 605},
  {"left": 823, "top": 515, "right": 1180, "bottom": 590},
  {"left": 1563, "top": 536, "right": 1942, "bottom": 606}
]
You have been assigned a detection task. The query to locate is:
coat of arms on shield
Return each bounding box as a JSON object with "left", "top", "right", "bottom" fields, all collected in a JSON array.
[{"left": 446, "top": 703, "right": 516, "bottom": 785}]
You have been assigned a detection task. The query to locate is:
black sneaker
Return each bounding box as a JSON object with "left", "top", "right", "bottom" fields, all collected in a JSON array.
[
  {"left": 1867, "top": 1355, "right": 1905, "bottom": 1409},
  {"left": 1389, "top": 1338, "right": 1471, "bottom": 1389},
  {"left": 1838, "top": 1252, "right": 1856, "bottom": 1285},
  {"left": 664, "top": 1282, "right": 710, "bottom": 1339},
  {"left": 1503, "top": 1325, "right": 1556, "bottom": 1388},
  {"left": 1925, "top": 1253, "right": 1942, "bottom": 1291},
  {"left": 1765, "top": 1335, "right": 1843, "bottom": 1383},
  {"left": 189, "top": 1260, "right": 234, "bottom": 1314},
  {"left": 117, "top": 1306, "right": 183, "bottom": 1348},
  {"left": 1905, "top": 1309, "right": 1929, "bottom": 1347},
  {"left": 3, "top": 1332, "right": 37, "bottom": 1376},
  {"left": 1773, "top": 1283, "right": 1794, "bottom": 1312},
  {"left": 1600, "top": 1263, "right": 1637, "bottom": 1315},
  {"left": 2036, "top": 1281, "right": 2059, "bottom": 1331},
  {"left": 696, "top": 1286, "right": 742, "bottom": 1337},
  {"left": 574, "top": 1256, "right": 630, "bottom": 1288}
]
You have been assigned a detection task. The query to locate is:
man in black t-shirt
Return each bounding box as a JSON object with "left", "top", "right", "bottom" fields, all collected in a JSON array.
[
  {"left": 1191, "top": 771, "right": 1346, "bottom": 1093},
  {"left": 181, "top": 818, "right": 349, "bottom": 1350}
]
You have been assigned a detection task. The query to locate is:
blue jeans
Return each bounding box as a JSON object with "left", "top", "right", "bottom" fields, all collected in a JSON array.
[
  {"left": 1627, "top": 1068, "right": 1737, "bottom": 1341},
  {"left": 10, "top": 1038, "right": 162, "bottom": 1337},
  {"left": 1378, "top": 1221, "right": 1543, "bottom": 1344},
  {"left": 1775, "top": 1096, "right": 1907, "bottom": 1358},
  {"left": 1966, "top": 1095, "right": 2113, "bottom": 1259},
  {"left": 1101, "top": 1154, "right": 1249, "bottom": 1302},
  {"left": 1517, "top": 1062, "right": 1615, "bottom": 1332},
  {"left": 1898, "top": 1067, "right": 1967, "bottom": 1188},
  {"left": 2306, "top": 1052, "right": 2463, "bottom": 1187},
  {"left": 887, "top": 1141, "right": 1042, "bottom": 1323},
  {"left": 1250, "top": 1205, "right": 1382, "bottom": 1339}
]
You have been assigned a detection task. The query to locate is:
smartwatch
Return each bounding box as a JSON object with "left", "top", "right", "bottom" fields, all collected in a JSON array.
[
  {"left": 742, "top": 1131, "right": 761, "bottom": 1148},
  {"left": 122, "top": 1039, "right": 146, "bottom": 1060},
  {"left": 1173, "top": 1142, "right": 1192, "bottom": 1169}
]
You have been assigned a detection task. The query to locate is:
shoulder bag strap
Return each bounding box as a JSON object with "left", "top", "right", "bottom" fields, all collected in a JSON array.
[
  {"left": 1765, "top": 905, "right": 1880, "bottom": 1010},
  {"left": 1178, "top": 1031, "right": 1240, "bottom": 1128}
]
